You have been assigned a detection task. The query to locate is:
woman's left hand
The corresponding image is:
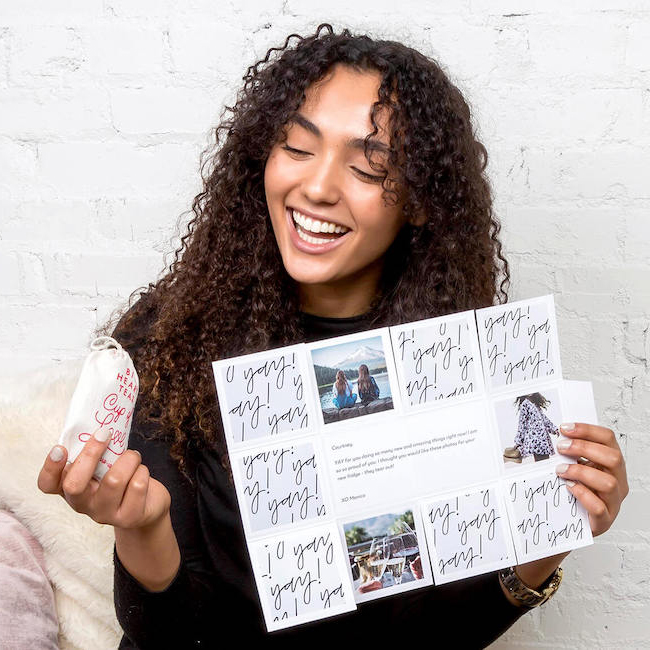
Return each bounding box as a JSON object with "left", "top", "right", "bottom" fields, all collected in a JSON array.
[{"left": 555, "top": 422, "right": 629, "bottom": 536}]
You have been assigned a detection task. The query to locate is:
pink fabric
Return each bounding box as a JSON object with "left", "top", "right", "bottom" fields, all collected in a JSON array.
[{"left": 0, "top": 510, "right": 59, "bottom": 649}]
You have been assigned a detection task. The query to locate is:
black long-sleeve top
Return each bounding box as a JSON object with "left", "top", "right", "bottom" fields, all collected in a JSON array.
[{"left": 113, "top": 310, "right": 526, "bottom": 649}]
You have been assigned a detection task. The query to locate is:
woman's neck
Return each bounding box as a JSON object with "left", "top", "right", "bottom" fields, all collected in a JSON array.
[{"left": 298, "top": 266, "right": 381, "bottom": 318}]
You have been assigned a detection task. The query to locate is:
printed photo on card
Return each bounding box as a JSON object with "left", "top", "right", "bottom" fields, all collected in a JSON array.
[
  {"left": 505, "top": 470, "right": 593, "bottom": 564},
  {"left": 212, "top": 345, "right": 316, "bottom": 448},
  {"left": 231, "top": 439, "right": 331, "bottom": 537},
  {"left": 422, "top": 484, "right": 514, "bottom": 584},
  {"left": 250, "top": 524, "right": 356, "bottom": 632},
  {"left": 390, "top": 311, "right": 485, "bottom": 412},
  {"left": 306, "top": 329, "right": 401, "bottom": 429},
  {"left": 340, "top": 505, "right": 432, "bottom": 603},
  {"left": 476, "top": 295, "right": 562, "bottom": 392},
  {"left": 492, "top": 384, "right": 564, "bottom": 471}
]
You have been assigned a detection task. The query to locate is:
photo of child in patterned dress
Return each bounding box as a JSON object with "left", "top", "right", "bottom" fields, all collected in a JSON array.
[{"left": 494, "top": 389, "right": 562, "bottom": 468}]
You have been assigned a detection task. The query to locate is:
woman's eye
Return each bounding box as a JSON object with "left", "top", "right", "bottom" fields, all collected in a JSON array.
[
  {"left": 354, "top": 168, "right": 385, "bottom": 182},
  {"left": 282, "top": 145, "right": 309, "bottom": 156}
]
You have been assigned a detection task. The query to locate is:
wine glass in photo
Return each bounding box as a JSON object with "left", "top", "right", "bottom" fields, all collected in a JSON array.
[
  {"left": 401, "top": 524, "right": 419, "bottom": 561},
  {"left": 368, "top": 537, "right": 389, "bottom": 583},
  {"left": 388, "top": 521, "right": 420, "bottom": 580},
  {"left": 386, "top": 536, "right": 409, "bottom": 584},
  {"left": 385, "top": 556, "right": 407, "bottom": 584}
]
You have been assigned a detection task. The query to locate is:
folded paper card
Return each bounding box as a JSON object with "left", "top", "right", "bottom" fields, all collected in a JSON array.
[{"left": 212, "top": 295, "right": 594, "bottom": 632}]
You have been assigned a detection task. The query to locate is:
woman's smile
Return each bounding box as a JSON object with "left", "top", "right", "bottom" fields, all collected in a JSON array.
[{"left": 286, "top": 207, "right": 351, "bottom": 252}]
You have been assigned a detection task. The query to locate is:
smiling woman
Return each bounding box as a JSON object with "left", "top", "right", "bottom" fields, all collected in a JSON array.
[{"left": 35, "top": 22, "right": 628, "bottom": 650}]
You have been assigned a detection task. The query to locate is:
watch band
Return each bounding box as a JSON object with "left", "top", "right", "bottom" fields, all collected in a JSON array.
[{"left": 499, "top": 566, "right": 563, "bottom": 608}]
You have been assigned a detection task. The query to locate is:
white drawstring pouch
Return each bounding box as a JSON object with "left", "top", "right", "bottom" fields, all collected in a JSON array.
[{"left": 58, "top": 336, "right": 139, "bottom": 480}]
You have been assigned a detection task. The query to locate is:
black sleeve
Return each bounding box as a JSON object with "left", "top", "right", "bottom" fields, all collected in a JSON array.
[
  {"left": 113, "top": 430, "right": 220, "bottom": 650},
  {"left": 114, "top": 548, "right": 215, "bottom": 650},
  {"left": 111, "top": 300, "right": 234, "bottom": 649}
]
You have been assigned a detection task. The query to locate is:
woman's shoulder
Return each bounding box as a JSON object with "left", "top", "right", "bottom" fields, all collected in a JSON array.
[{"left": 111, "top": 291, "right": 158, "bottom": 355}]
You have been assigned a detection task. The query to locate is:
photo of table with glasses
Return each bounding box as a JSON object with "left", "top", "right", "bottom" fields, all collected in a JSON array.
[{"left": 347, "top": 519, "right": 423, "bottom": 593}]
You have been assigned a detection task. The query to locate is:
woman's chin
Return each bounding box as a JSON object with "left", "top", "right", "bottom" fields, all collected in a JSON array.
[{"left": 283, "top": 262, "right": 340, "bottom": 288}]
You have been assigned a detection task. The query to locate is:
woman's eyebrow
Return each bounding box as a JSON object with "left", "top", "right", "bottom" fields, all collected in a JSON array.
[{"left": 288, "top": 112, "right": 390, "bottom": 154}]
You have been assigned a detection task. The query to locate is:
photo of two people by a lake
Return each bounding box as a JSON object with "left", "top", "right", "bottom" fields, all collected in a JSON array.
[{"left": 310, "top": 335, "right": 394, "bottom": 424}]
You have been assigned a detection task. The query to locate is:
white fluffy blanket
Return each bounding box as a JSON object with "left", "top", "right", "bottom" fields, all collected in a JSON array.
[{"left": 0, "top": 362, "right": 122, "bottom": 650}]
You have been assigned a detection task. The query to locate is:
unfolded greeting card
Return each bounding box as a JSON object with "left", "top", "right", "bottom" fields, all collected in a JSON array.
[{"left": 212, "top": 295, "right": 594, "bottom": 632}]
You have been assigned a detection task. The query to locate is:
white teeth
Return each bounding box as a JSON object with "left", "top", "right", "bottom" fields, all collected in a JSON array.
[
  {"left": 291, "top": 209, "right": 349, "bottom": 235},
  {"left": 296, "top": 228, "right": 334, "bottom": 245}
]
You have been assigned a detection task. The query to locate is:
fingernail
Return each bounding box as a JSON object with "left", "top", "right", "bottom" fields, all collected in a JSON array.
[
  {"left": 564, "top": 480, "right": 576, "bottom": 488},
  {"left": 94, "top": 426, "right": 111, "bottom": 442},
  {"left": 557, "top": 440, "right": 572, "bottom": 451},
  {"left": 556, "top": 463, "right": 569, "bottom": 475},
  {"left": 560, "top": 423, "right": 575, "bottom": 433},
  {"left": 49, "top": 446, "right": 64, "bottom": 462}
]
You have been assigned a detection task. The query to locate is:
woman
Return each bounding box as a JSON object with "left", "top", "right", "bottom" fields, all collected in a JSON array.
[
  {"left": 513, "top": 393, "right": 560, "bottom": 462},
  {"left": 37, "top": 24, "right": 628, "bottom": 648},
  {"left": 332, "top": 369, "right": 357, "bottom": 409},
  {"left": 357, "top": 363, "right": 380, "bottom": 404}
]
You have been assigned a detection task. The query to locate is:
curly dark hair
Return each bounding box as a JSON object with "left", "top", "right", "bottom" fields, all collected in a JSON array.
[
  {"left": 103, "top": 23, "right": 509, "bottom": 483},
  {"left": 515, "top": 393, "right": 551, "bottom": 411}
]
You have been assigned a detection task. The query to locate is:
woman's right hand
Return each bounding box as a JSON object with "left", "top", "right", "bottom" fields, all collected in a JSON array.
[{"left": 37, "top": 427, "right": 171, "bottom": 531}]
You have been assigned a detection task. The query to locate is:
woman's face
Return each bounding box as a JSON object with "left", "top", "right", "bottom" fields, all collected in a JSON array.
[{"left": 264, "top": 63, "right": 406, "bottom": 314}]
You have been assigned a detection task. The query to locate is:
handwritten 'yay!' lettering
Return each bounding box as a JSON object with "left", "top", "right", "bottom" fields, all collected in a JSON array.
[
  {"left": 428, "top": 490, "right": 501, "bottom": 574},
  {"left": 261, "top": 533, "right": 344, "bottom": 618},
  {"left": 397, "top": 321, "right": 475, "bottom": 405},
  {"left": 509, "top": 476, "right": 583, "bottom": 553},
  {"left": 226, "top": 353, "right": 309, "bottom": 440},
  {"left": 241, "top": 444, "right": 326, "bottom": 530},
  {"left": 482, "top": 305, "right": 555, "bottom": 385}
]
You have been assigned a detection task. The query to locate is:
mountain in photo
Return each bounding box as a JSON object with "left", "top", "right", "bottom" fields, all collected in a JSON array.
[{"left": 334, "top": 345, "right": 385, "bottom": 372}]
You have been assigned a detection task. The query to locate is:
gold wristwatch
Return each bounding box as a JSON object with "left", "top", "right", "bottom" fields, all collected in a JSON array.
[{"left": 498, "top": 566, "right": 563, "bottom": 608}]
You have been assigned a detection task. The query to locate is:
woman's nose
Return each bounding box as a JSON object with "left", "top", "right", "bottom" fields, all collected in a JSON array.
[{"left": 300, "top": 154, "right": 342, "bottom": 204}]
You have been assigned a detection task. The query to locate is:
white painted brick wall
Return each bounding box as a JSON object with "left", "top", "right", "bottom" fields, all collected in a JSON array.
[{"left": 0, "top": 2, "right": 648, "bottom": 647}]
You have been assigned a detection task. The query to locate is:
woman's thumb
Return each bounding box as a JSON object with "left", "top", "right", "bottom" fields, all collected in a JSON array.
[{"left": 37, "top": 445, "right": 69, "bottom": 495}]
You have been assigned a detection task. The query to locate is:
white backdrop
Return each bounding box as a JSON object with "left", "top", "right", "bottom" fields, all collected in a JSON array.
[{"left": 0, "top": 1, "right": 648, "bottom": 647}]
